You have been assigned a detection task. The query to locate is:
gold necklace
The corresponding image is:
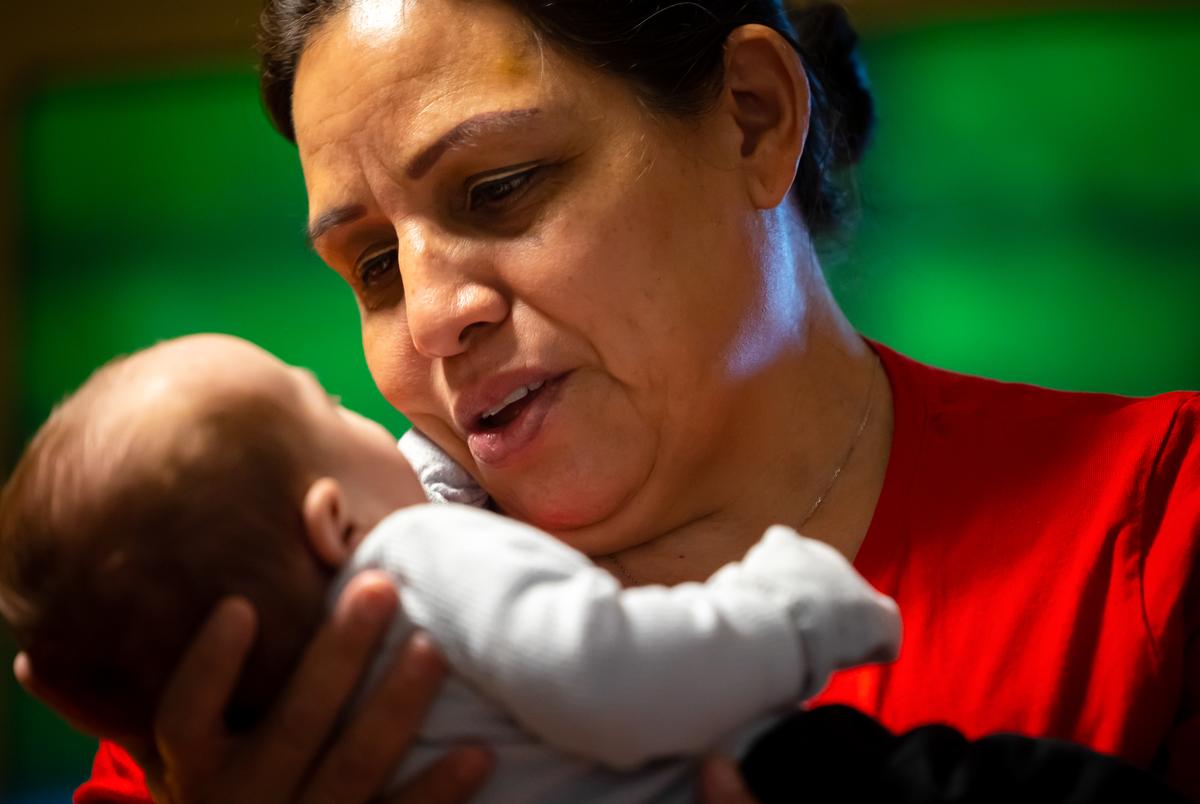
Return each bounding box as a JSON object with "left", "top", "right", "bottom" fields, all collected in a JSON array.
[{"left": 610, "top": 356, "right": 880, "bottom": 587}]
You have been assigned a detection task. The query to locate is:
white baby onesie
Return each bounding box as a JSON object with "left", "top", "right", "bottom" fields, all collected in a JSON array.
[{"left": 331, "top": 441, "right": 900, "bottom": 803}]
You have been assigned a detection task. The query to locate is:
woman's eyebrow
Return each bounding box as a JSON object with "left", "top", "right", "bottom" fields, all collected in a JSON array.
[
  {"left": 307, "top": 204, "right": 367, "bottom": 247},
  {"left": 307, "top": 108, "right": 543, "bottom": 246},
  {"left": 406, "top": 107, "right": 542, "bottom": 180}
]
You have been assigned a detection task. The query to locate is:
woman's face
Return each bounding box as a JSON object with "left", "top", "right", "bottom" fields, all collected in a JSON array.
[{"left": 294, "top": 0, "right": 793, "bottom": 553}]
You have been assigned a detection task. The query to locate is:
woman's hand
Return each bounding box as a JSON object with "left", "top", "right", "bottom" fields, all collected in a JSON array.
[
  {"left": 699, "top": 755, "right": 760, "bottom": 804},
  {"left": 17, "top": 571, "right": 492, "bottom": 804}
]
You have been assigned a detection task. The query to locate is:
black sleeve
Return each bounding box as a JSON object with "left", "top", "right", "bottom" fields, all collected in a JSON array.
[{"left": 740, "top": 704, "right": 1189, "bottom": 804}]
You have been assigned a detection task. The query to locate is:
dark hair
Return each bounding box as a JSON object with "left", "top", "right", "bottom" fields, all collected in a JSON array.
[
  {"left": 259, "top": 0, "right": 874, "bottom": 236},
  {"left": 0, "top": 358, "right": 329, "bottom": 738}
]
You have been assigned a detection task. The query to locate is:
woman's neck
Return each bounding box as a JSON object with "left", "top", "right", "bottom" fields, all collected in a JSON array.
[{"left": 598, "top": 276, "right": 895, "bottom": 586}]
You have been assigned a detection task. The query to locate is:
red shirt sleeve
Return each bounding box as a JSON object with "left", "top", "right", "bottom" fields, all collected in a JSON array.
[
  {"left": 74, "top": 741, "right": 152, "bottom": 804},
  {"left": 1142, "top": 395, "right": 1200, "bottom": 799}
]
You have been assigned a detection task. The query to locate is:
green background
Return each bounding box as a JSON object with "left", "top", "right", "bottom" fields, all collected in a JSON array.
[{"left": 4, "top": 8, "right": 1199, "bottom": 799}]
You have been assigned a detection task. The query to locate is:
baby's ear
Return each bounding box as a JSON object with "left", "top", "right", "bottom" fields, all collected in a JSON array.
[{"left": 302, "top": 478, "right": 353, "bottom": 568}]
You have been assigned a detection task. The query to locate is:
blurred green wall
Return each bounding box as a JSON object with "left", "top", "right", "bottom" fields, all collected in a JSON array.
[
  {"left": 3, "top": 7, "right": 1199, "bottom": 799},
  {"left": 840, "top": 9, "right": 1200, "bottom": 392}
]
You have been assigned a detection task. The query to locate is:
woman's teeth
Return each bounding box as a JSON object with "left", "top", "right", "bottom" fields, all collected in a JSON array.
[{"left": 482, "top": 380, "right": 546, "bottom": 421}]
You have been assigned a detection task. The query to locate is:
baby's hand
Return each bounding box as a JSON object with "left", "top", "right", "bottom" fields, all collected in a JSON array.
[{"left": 699, "top": 755, "right": 760, "bottom": 804}]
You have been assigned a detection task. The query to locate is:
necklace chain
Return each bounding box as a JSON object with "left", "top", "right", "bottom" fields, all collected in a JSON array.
[{"left": 610, "top": 355, "right": 881, "bottom": 587}]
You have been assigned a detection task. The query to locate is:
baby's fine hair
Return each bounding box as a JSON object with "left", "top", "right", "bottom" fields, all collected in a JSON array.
[{"left": 0, "top": 351, "right": 331, "bottom": 738}]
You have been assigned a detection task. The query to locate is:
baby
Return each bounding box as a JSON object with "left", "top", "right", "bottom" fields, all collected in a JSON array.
[{"left": 0, "top": 334, "right": 900, "bottom": 803}]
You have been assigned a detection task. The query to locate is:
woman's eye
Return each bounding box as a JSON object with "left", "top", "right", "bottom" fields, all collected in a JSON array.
[
  {"left": 467, "top": 166, "right": 540, "bottom": 211},
  {"left": 356, "top": 249, "right": 399, "bottom": 289}
]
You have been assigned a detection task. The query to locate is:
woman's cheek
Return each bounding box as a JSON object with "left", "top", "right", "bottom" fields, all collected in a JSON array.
[{"left": 362, "top": 315, "right": 426, "bottom": 410}]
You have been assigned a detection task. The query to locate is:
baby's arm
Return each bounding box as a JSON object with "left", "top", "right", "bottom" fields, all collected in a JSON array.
[{"left": 360, "top": 506, "right": 899, "bottom": 771}]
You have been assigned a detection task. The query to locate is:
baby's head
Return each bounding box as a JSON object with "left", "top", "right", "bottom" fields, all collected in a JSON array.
[{"left": 0, "top": 334, "right": 425, "bottom": 740}]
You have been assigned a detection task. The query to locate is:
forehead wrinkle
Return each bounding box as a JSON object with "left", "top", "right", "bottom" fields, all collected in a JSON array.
[
  {"left": 296, "top": 8, "right": 432, "bottom": 166},
  {"left": 299, "top": 0, "right": 556, "bottom": 217},
  {"left": 299, "top": 61, "right": 404, "bottom": 167},
  {"left": 378, "top": 12, "right": 542, "bottom": 142}
]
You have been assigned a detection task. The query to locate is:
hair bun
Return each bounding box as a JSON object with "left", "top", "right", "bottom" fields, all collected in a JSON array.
[{"left": 788, "top": 3, "right": 875, "bottom": 166}]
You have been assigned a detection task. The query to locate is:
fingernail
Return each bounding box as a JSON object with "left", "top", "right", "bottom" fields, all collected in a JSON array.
[
  {"left": 349, "top": 577, "right": 396, "bottom": 627},
  {"left": 404, "top": 631, "right": 445, "bottom": 678},
  {"left": 214, "top": 597, "right": 256, "bottom": 638},
  {"left": 453, "top": 747, "right": 490, "bottom": 784},
  {"left": 13, "top": 653, "right": 31, "bottom": 683},
  {"left": 706, "top": 756, "right": 745, "bottom": 796}
]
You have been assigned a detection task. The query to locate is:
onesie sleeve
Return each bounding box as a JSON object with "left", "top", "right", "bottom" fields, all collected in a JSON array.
[
  {"left": 365, "top": 508, "right": 898, "bottom": 770},
  {"left": 707, "top": 526, "right": 901, "bottom": 699},
  {"left": 1140, "top": 394, "right": 1200, "bottom": 800}
]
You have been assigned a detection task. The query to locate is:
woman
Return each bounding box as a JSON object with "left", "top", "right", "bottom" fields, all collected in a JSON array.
[{"left": 21, "top": 0, "right": 1197, "bottom": 801}]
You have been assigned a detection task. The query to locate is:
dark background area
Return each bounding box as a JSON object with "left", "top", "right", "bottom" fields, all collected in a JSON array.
[{"left": 1, "top": 1, "right": 1197, "bottom": 798}]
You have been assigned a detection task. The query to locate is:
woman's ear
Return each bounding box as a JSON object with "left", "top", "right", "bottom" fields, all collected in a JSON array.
[
  {"left": 720, "top": 24, "right": 811, "bottom": 209},
  {"left": 302, "top": 477, "right": 355, "bottom": 568}
]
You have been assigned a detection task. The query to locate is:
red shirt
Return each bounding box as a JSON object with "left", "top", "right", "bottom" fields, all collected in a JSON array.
[
  {"left": 811, "top": 344, "right": 1200, "bottom": 798},
  {"left": 75, "top": 345, "right": 1200, "bottom": 802}
]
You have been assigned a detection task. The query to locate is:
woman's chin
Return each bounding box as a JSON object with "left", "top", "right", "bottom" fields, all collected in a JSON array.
[
  {"left": 503, "top": 487, "right": 626, "bottom": 533},
  {"left": 491, "top": 471, "right": 646, "bottom": 552}
]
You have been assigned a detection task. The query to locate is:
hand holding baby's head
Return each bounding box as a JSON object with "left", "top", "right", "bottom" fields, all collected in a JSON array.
[{"left": 0, "top": 334, "right": 425, "bottom": 740}]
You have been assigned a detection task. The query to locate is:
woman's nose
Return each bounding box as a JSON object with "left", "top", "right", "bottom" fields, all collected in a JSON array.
[{"left": 398, "top": 226, "right": 509, "bottom": 358}]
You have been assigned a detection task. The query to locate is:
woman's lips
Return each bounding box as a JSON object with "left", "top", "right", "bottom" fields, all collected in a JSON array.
[{"left": 467, "top": 374, "right": 567, "bottom": 467}]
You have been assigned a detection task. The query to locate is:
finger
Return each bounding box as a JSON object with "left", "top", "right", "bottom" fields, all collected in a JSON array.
[
  {"left": 298, "top": 631, "right": 450, "bottom": 804},
  {"left": 377, "top": 745, "right": 493, "bottom": 804},
  {"left": 698, "top": 754, "right": 759, "bottom": 804},
  {"left": 154, "top": 597, "right": 256, "bottom": 775},
  {"left": 247, "top": 571, "right": 399, "bottom": 794}
]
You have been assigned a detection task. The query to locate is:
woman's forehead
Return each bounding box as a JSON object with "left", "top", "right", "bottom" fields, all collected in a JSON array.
[
  {"left": 293, "top": 0, "right": 546, "bottom": 156},
  {"left": 291, "top": 0, "right": 651, "bottom": 226},
  {"left": 342, "top": 0, "right": 538, "bottom": 68}
]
